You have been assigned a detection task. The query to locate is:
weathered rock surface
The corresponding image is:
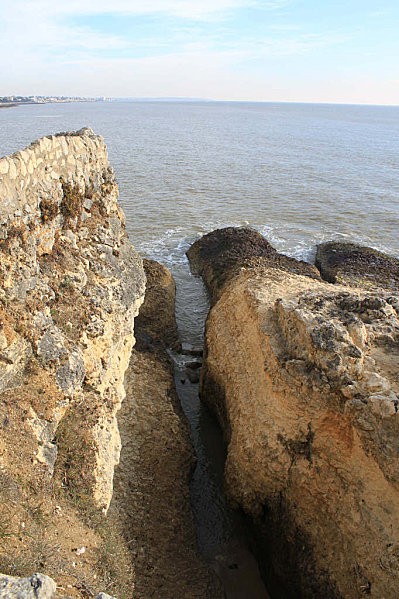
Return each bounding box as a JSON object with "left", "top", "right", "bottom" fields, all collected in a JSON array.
[
  {"left": 0, "top": 573, "right": 56, "bottom": 598},
  {"left": 187, "top": 227, "right": 320, "bottom": 302},
  {"left": 316, "top": 241, "right": 399, "bottom": 292},
  {"left": 111, "top": 260, "right": 222, "bottom": 598},
  {"left": 191, "top": 228, "right": 399, "bottom": 598},
  {"left": 134, "top": 258, "right": 180, "bottom": 350},
  {"left": 0, "top": 128, "right": 145, "bottom": 511},
  {"left": 0, "top": 130, "right": 145, "bottom": 596},
  {"left": 0, "top": 573, "right": 116, "bottom": 599}
]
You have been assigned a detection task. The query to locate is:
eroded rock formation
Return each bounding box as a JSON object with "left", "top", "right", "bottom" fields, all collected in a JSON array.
[
  {"left": 0, "top": 129, "right": 145, "bottom": 596},
  {"left": 190, "top": 228, "right": 399, "bottom": 598},
  {"left": 187, "top": 226, "right": 320, "bottom": 302}
]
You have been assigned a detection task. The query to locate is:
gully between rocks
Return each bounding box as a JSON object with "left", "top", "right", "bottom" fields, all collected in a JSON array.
[{"left": 170, "top": 262, "right": 270, "bottom": 598}]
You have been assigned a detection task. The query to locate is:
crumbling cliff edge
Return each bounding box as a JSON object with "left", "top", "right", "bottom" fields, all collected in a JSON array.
[{"left": 188, "top": 227, "right": 399, "bottom": 598}]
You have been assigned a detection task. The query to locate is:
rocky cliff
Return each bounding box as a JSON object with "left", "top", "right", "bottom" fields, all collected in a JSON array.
[
  {"left": 0, "top": 131, "right": 220, "bottom": 598},
  {"left": 0, "top": 129, "right": 147, "bottom": 595},
  {"left": 0, "top": 127, "right": 145, "bottom": 510},
  {"left": 189, "top": 228, "right": 399, "bottom": 598}
]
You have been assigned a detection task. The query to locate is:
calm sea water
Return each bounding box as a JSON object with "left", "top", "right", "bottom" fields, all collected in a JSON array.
[{"left": 1, "top": 101, "right": 398, "bottom": 341}]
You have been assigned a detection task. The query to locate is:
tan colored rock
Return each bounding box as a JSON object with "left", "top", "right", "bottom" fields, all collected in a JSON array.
[
  {"left": 187, "top": 226, "right": 320, "bottom": 302},
  {"left": 0, "top": 159, "right": 9, "bottom": 175},
  {"left": 0, "top": 129, "right": 145, "bottom": 513},
  {"left": 0, "top": 130, "right": 147, "bottom": 597},
  {"left": 195, "top": 232, "right": 399, "bottom": 597}
]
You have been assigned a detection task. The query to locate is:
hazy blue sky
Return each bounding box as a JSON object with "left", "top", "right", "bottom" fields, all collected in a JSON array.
[{"left": 1, "top": 0, "right": 398, "bottom": 104}]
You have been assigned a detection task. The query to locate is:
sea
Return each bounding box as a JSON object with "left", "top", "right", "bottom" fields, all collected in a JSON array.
[{"left": 1, "top": 100, "right": 398, "bottom": 341}]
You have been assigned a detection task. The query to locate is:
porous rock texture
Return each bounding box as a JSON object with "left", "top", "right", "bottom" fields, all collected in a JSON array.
[
  {"left": 111, "top": 259, "right": 223, "bottom": 598},
  {"left": 0, "top": 130, "right": 145, "bottom": 596},
  {"left": 0, "top": 573, "right": 56, "bottom": 599},
  {"left": 0, "top": 573, "right": 116, "bottom": 599},
  {"left": 190, "top": 228, "right": 399, "bottom": 598}
]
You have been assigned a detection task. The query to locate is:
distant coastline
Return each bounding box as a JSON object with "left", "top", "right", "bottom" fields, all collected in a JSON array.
[{"left": 0, "top": 95, "right": 107, "bottom": 106}]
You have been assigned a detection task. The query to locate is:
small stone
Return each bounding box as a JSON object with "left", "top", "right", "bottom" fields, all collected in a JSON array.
[
  {"left": 83, "top": 198, "right": 93, "bottom": 211},
  {"left": 186, "top": 366, "right": 200, "bottom": 384},
  {"left": 61, "top": 230, "right": 78, "bottom": 248},
  {"left": 0, "top": 573, "right": 56, "bottom": 598},
  {"left": 181, "top": 342, "right": 203, "bottom": 357},
  {"left": 356, "top": 416, "right": 375, "bottom": 431},
  {"left": 341, "top": 384, "right": 358, "bottom": 399},
  {"left": 363, "top": 372, "right": 391, "bottom": 394},
  {"left": 185, "top": 360, "right": 202, "bottom": 370},
  {"left": 369, "top": 395, "right": 396, "bottom": 418}
]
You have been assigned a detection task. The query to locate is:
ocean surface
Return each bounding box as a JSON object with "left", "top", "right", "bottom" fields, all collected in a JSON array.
[{"left": 1, "top": 100, "right": 398, "bottom": 342}]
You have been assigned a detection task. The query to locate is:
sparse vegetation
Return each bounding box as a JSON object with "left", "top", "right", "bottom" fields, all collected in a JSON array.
[
  {"left": 60, "top": 275, "right": 73, "bottom": 289},
  {"left": 0, "top": 223, "right": 26, "bottom": 252},
  {"left": 39, "top": 198, "right": 59, "bottom": 223},
  {"left": 60, "top": 179, "right": 84, "bottom": 227}
]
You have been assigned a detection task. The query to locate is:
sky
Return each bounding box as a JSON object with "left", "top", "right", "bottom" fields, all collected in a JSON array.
[{"left": 1, "top": 0, "right": 398, "bottom": 104}]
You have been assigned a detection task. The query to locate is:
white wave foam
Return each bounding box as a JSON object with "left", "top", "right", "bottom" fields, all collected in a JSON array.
[{"left": 135, "top": 221, "right": 398, "bottom": 273}]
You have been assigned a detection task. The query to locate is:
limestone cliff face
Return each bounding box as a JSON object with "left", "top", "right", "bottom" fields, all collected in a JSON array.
[
  {"left": 191, "top": 229, "right": 399, "bottom": 598},
  {"left": 0, "top": 128, "right": 145, "bottom": 512}
]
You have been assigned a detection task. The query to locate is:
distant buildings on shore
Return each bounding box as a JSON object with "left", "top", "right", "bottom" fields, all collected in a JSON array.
[
  {"left": 0, "top": 95, "right": 108, "bottom": 105},
  {"left": 0, "top": 96, "right": 212, "bottom": 106}
]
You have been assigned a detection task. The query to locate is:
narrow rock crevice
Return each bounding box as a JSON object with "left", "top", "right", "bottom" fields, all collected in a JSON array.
[
  {"left": 112, "top": 258, "right": 222, "bottom": 598},
  {"left": 172, "top": 256, "right": 270, "bottom": 599}
]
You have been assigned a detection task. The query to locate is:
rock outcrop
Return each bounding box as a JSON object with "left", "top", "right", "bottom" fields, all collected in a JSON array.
[
  {"left": 0, "top": 130, "right": 145, "bottom": 596},
  {"left": 187, "top": 226, "right": 320, "bottom": 302},
  {"left": 316, "top": 241, "right": 399, "bottom": 292},
  {"left": 0, "top": 573, "right": 56, "bottom": 599},
  {"left": 134, "top": 258, "right": 180, "bottom": 350},
  {"left": 111, "top": 259, "right": 223, "bottom": 598},
  {"left": 0, "top": 573, "right": 117, "bottom": 599},
  {"left": 190, "top": 228, "right": 399, "bottom": 598}
]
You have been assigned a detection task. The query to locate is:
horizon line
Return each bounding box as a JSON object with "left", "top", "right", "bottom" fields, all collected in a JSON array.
[{"left": 4, "top": 95, "right": 399, "bottom": 108}]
